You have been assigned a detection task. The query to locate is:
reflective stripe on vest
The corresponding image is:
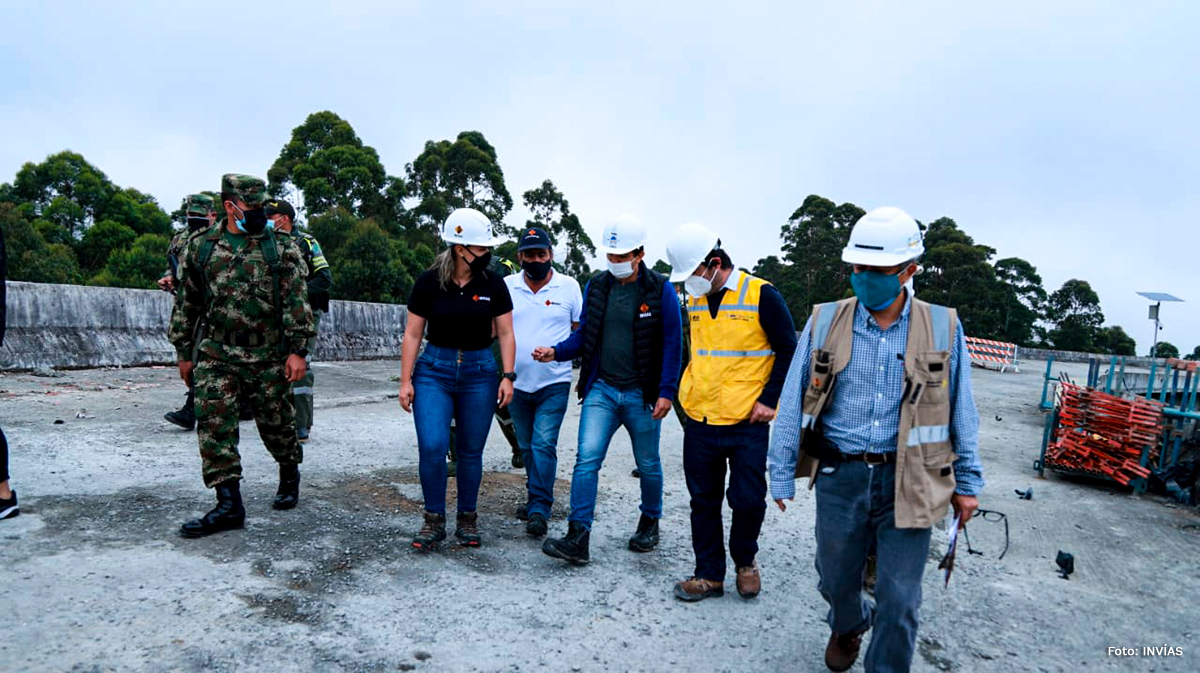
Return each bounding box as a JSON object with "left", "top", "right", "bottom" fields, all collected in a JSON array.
[
  {"left": 679, "top": 272, "right": 775, "bottom": 425},
  {"left": 907, "top": 424, "right": 950, "bottom": 446}
]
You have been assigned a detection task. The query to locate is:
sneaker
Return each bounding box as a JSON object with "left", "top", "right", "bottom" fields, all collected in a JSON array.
[
  {"left": 0, "top": 491, "right": 19, "bottom": 520},
  {"left": 297, "top": 427, "right": 310, "bottom": 443},
  {"left": 673, "top": 577, "right": 724, "bottom": 602},
  {"left": 455, "top": 511, "right": 481, "bottom": 547},
  {"left": 412, "top": 512, "right": 447, "bottom": 551}
]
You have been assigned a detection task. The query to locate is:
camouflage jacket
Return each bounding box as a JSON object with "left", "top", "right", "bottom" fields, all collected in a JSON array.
[
  {"left": 164, "top": 227, "right": 207, "bottom": 281},
  {"left": 168, "top": 225, "right": 315, "bottom": 363}
]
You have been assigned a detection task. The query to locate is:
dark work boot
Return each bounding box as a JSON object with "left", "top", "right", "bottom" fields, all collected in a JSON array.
[
  {"left": 526, "top": 512, "right": 548, "bottom": 538},
  {"left": 455, "top": 511, "right": 482, "bottom": 547},
  {"left": 164, "top": 389, "right": 196, "bottom": 430},
  {"left": 628, "top": 514, "right": 659, "bottom": 553},
  {"left": 180, "top": 482, "right": 245, "bottom": 538},
  {"left": 273, "top": 463, "right": 300, "bottom": 510},
  {"left": 542, "top": 521, "right": 590, "bottom": 565},
  {"left": 412, "top": 512, "right": 446, "bottom": 551}
]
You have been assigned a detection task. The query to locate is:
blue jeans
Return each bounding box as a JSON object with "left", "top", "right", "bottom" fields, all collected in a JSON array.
[
  {"left": 508, "top": 382, "right": 571, "bottom": 519},
  {"left": 814, "top": 460, "right": 933, "bottom": 673},
  {"left": 412, "top": 344, "right": 499, "bottom": 516},
  {"left": 568, "top": 379, "right": 663, "bottom": 529},
  {"left": 683, "top": 421, "right": 768, "bottom": 581}
]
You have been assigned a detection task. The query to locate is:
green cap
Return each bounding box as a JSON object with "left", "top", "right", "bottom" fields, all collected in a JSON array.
[
  {"left": 183, "top": 193, "right": 215, "bottom": 216},
  {"left": 220, "top": 174, "right": 269, "bottom": 207}
]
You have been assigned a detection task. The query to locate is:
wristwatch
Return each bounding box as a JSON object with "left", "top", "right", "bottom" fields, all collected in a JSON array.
[
  {"left": 501, "top": 372, "right": 517, "bottom": 382},
  {"left": 292, "top": 347, "right": 309, "bottom": 358}
]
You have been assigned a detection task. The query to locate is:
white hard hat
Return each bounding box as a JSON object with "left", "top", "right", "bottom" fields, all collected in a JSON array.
[
  {"left": 665, "top": 222, "right": 721, "bottom": 283},
  {"left": 597, "top": 216, "right": 648, "bottom": 255},
  {"left": 841, "top": 207, "right": 924, "bottom": 266},
  {"left": 441, "top": 208, "right": 506, "bottom": 247}
]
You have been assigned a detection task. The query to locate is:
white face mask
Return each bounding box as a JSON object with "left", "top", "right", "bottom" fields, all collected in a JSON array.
[
  {"left": 607, "top": 259, "right": 635, "bottom": 279},
  {"left": 684, "top": 265, "right": 718, "bottom": 297}
]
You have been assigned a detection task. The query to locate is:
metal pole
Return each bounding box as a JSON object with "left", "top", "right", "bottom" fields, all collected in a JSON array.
[{"left": 1150, "top": 301, "right": 1161, "bottom": 357}]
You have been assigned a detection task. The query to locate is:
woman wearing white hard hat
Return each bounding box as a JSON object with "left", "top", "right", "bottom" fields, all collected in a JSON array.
[{"left": 399, "top": 207, "right": 516, "bottom": 551}]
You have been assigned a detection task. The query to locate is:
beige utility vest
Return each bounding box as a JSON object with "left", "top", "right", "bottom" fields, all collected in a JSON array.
[{"left": 794, "top": 296, "right": 958, "bottom": 529}]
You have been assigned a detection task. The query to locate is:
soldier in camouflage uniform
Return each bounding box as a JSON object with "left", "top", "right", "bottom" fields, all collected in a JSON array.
[
  {"left": 161, "top": 193, "right": 218, "bottom": 430},
  {"left": 265, "top": 198, "right": 332, "bottom": 443},
  {"left": 169, "top": 174, "right": 315, "bottom": 538}
]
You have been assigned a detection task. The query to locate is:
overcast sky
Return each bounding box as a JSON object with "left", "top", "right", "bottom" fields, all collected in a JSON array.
[{"left": 3, "top": 1, "right": 1197, "bottom": 352}]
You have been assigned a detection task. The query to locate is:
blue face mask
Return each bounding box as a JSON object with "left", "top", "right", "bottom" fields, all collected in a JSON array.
[{"left": 850, "top": 269, "right": 905, "bottom": 311}]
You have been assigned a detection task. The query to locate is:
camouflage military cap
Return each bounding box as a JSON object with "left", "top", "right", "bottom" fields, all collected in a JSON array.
[
  {"left": 183, "top": 193, "right": 215, "bottom": 216},
  {"left": 220, "top": 174, "right": 269, "bottom": 207}
]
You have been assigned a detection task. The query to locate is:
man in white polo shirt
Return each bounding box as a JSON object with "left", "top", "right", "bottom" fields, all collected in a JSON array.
[{"left": 505, "top": 227, "right": 583, "bottom": 537}]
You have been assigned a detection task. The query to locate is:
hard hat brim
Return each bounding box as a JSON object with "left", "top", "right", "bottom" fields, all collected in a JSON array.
[
  {"left": 597, "top": 243, "right": 642, "bottom": 255},
  {"left": 442, "top": 233, "right": 508, "bottom": 247},
  {"left": 841, "top": 246, "right": 920, "bottom": 267}
]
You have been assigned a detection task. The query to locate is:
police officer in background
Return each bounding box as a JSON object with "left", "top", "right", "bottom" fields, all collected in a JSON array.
[{"left": 265, "top": 198, "right": 332, "bottom": 443}]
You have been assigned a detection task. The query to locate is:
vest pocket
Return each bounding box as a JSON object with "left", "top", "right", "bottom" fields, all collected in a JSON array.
[
  {"left": 915, "top": 351, "right": 951, "bottom": 406},
  {"left": 922, "top": 443, "right": 958, "bottom": 516}
]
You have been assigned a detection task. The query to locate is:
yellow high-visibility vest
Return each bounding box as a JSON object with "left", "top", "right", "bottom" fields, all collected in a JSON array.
[{"left": 679, "top": 272, "right": 775, "bottom": 425}]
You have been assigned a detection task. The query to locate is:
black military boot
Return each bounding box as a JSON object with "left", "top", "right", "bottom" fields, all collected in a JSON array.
[
  {"left": 412, "top": 512, "right": 447, "bottom": 550},
  {"left": 164, "top": 389, "right": 196, "bottom": 430},
  {"left": 526, "top": 512, "right": 548, "bottom": 538},
  {"left": 180, "top": 481, "right": 245, "bottom": 538},
  {"left": 628, "top": 514, "right": 659, "bottom": 552},
  {"left": 273, "top": 463, "right": 300, "bottom": 510},
  {"left": 542, "top": 521, "right": 590, "bottom": 565}
]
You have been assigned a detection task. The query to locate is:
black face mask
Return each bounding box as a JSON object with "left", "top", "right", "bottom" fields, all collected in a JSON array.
[
  {"left": 187, "top": 216, "right": 209, "bottom": 232},
  {"left": 239, "top": 207, "right": 269, "bottom": 235},
  {"left": 522, "top": 259, "right": 552, "bottom": 281},
  {"left": 465, "top": 249, "right": 492, "bottom": 274}
]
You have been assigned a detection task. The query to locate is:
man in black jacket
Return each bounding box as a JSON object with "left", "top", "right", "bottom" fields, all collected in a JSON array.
[{"left": 533, "top": 219, "right": 683, "bottom": 564}]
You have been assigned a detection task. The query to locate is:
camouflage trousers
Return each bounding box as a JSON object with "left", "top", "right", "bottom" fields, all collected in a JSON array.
[
  {"left": 292, "top": 310, "right": 321, "bottom": 430},
  {"left": 195, "top": 357, "right": 303, "bottom": 488}
]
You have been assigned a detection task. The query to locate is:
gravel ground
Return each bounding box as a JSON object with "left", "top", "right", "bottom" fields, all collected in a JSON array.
[{"left": 1, "top": 359, "right": 1197, "bottom": 672}]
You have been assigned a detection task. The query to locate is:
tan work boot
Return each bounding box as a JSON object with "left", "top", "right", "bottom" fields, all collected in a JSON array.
[
  {"left": 673, "top": 577, "right": 724, "bottom": 602},
  {"left": 736, "top": 563, "right": 761, "bottom": 598},
  {"left": 825, "top": 629, "right": 866, "bottom": 672}
]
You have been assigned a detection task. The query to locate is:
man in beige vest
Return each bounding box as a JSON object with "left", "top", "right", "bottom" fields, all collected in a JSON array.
[{"left": 768, "top": 207, "right": 983, "bottom": 673}]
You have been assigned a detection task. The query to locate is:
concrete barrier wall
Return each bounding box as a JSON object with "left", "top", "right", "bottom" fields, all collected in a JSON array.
[
  {"left": 1019, "top": 346, "right": 1166, "bottom": 369},
  {"left": 0, "top": 281, "right": 407, "bottom": 370}
]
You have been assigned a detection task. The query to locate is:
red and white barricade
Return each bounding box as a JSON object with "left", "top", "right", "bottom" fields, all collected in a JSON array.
[{"left": 965, "top": 336, "right": 1020, "bottom": 373}]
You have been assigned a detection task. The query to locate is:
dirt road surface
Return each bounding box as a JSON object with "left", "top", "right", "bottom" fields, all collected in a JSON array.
[{"left": 1, "top": 360, "right": 1197, "bottom": 672}]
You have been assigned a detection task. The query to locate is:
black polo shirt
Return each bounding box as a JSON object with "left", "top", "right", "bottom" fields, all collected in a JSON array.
[{"left": 407, "top": 268, "right": 514, "bottom": 351}]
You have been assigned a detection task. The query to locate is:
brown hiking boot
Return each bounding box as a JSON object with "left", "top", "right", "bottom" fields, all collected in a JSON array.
[
  {"left": 825, "top": 630, "right": 866, "bottom": 672},
  {"left": 455, "top": 511, "right": 481, "bottom": 547},
  {"left": 736, "top": 563, "right": 761, "bottom": 598},
  {"left": 673, "top": 577, "right": 724, "bottom": 602},
  {"left": 412, "top": 512, "right": 446, "bottom": 551}
]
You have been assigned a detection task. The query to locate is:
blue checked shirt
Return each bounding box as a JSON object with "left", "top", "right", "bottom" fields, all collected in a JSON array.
[{"left": 768, "top": 298, "right": 984, "bottom": 500}]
